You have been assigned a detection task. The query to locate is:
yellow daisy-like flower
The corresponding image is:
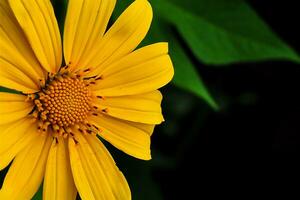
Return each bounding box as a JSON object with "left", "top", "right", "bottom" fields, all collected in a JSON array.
[{"left": 0, "top": 0, "right": 173, "bottom": 199}]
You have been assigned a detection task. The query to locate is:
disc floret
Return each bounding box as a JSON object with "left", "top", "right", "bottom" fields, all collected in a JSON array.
[{"left": 29, "top": 72, "right": 96, "bottom": 137}]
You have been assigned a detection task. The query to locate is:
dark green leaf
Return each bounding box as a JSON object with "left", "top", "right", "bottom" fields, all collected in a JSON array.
[
  {"left": 143, "top": 20, "right": 218, "bottom": 109},
  {"left": 32, "top": 184, "right": 43, "bottom": 200},
  {"left": 152, "top": 0, "right": 300, "bottom": 65},
  {"left": 0, "top": 87, "right": 20, "bottom": 94}
]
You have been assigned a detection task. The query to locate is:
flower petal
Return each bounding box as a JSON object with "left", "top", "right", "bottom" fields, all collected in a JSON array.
[
  {"left": 92, "top": 43, "right": 174, "bottom": 96},
  {"left": 89, "top": 115, "right": 151, "bottom": 160},
  {"left": 64, "top": 0, "right": 116, "bottom": 71},
  {"left": 0, "top": 117, "right": 36, "bottom": 170},
  {"left": 95, "top": 90, "right": 164, "bottom": 124},
  {"left": 8, "top": 0, "right": 62, "bottom": 73},
  {"left": 125, "top": 121, "right": 156, "bottom": 136},
  {"left": 0, "top": 39, "right": 39, "bottom": 92},
  {"left": 0, "top": 132, "right": 52, "bottom": 200},
  {"left": 43, "top": 137, "right": 77, "bottom": 200},
  {"left": 0, "top": 190, "right": 9, "bottom": 199},
  {"left": 0, "top": 93, "right": 33, "bottom": 125},
  {"left": 0, "top": 0, "right": 45, "bottom": 92},
  {"left": 82, "top": 0, "right": 153, "bottom": 73},
  {"left": 69, "top": 132, "right": 131, "bottom": 200}
]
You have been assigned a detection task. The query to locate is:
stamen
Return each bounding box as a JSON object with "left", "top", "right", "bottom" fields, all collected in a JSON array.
[
  {"left": 27, "top": 71, "right": 101, "bottom": 139},
  {"left": 73, "top": 138, "right": 79, "bottom": 144},
  {"left": 39, "top": 79, "right": 46, "bottom": 87},
  {"left": 102, "top": 108, "right": 108, "bottom": 113},
  {"left": 97, "top": 96, "right": 105, "bottom": 100},
  {"left": 95, "top": 76, "right": 103, "bottom": 81},
  {"left": 26, "top": 94, "right": 36, "bottom": 102},
  {"left": 92, "top": 124, "right": 100, "bottom": 132}
]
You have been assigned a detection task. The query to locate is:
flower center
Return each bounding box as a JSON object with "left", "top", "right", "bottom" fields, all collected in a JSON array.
[
  {"left": 37, "top": 76, "right": 92, "bottom": 127},
  {"left": 28, "top": 73, "right": 95, "bottom": 136},
  {"left": 25, "top": 67, "right": 105, "bottom": 139}
]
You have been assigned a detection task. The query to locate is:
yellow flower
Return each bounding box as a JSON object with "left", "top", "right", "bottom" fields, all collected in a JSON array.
[{"left": 0, "top": 0, "right": 173, "bottom": 199}]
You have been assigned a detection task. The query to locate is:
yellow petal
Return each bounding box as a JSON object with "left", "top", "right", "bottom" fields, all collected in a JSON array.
[
  {"left": 69, "top": 132, "right": 131, "bottom": 200},
  {"left": 0, "top": 93, "right": 33, "bottom": 125},
  {"left": 0, "top": 0, "right": 45, "bottom": 75},
  {"left": 0, "top": 0, "right": 45, "bottom": 92},
  {"left": 89, "top": 115, "right": 151, "bottom": 160},
  {"left": 43, "top": 137, "right": 77, "bottom": 200},
  {"left": 95, "top": 90, "right": 164, "bottom": 124},
  {"left": 82, "top": 0, "right": 153, "bottom": 74},
  {"left": 0, "top": 132, "right": 52, "bottom": 200},
  {"left": 126, "top": 121, "right": 156, "bottom": 136},
  {"left": 8, "top": 0, "right": 62, "bottom": 73},
  {"left": 92, "top": 43, "right": 174, "bottom": 96},
  {"left": 0, "top": 117, "right": 36, "bottom": 170},
  {"left": 64, "top": 0, "right": 116, "bottom": 71},
  {"left": 0, "top": 190, "right": 10, "bottom": 200},
  {"left": 0, "top": 39, "right": 39, "bottom": 92}
]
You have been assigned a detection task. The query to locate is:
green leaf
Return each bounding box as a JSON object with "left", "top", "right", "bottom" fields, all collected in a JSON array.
[
  {"left": 143, "top": 20, "right": 218, "bottom": 109},
  {"left": 32, "top": 184, "right": 43, "bottom": 200},
  {"left": 0, "top": 87, "right": 20, "bottom": 94},
  {"left": 170, "top": 38, "right": 218, "bottom": 109},
  {"left": 152, "top": 0, "right": 300, "bottom": 65}
]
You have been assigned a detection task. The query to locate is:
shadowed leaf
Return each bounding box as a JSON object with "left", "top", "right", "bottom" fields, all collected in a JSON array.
[{"left": 152, "top": 0, "right": 300, "bottom": 65}]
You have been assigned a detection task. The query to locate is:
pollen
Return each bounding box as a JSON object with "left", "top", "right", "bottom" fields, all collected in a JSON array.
[{"left": 33, "top": 75, "right": 93, "bottom": 131}]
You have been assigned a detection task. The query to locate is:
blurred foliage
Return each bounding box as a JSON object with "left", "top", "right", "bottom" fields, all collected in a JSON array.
[
  {"left": 154, "top": 0, "right": 300, "bottom": 64},
  {"left": 0, "top": 0, "right": 299, "bottom": 199}
]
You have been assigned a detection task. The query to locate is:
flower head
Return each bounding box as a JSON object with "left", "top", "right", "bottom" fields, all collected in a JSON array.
[{"left": 0, "top": 0, "right": 173, "bottom": 199}]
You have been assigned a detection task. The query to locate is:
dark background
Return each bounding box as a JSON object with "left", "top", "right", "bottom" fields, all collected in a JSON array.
[{"left": 141, "top": 0, "right": 300, "bottom": 199}]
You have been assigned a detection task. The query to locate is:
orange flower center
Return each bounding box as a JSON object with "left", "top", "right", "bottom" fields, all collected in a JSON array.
[
  {"left": 35, "top": 76, "right": 92, "bottom": 128},
  {"left": 26, "top": 68, "right": 104, "bottom": 138}
]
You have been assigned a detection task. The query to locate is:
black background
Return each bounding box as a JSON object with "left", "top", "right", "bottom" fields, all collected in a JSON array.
[{"left": 152, "top": 0, "right": 300, "bottom": 199}]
